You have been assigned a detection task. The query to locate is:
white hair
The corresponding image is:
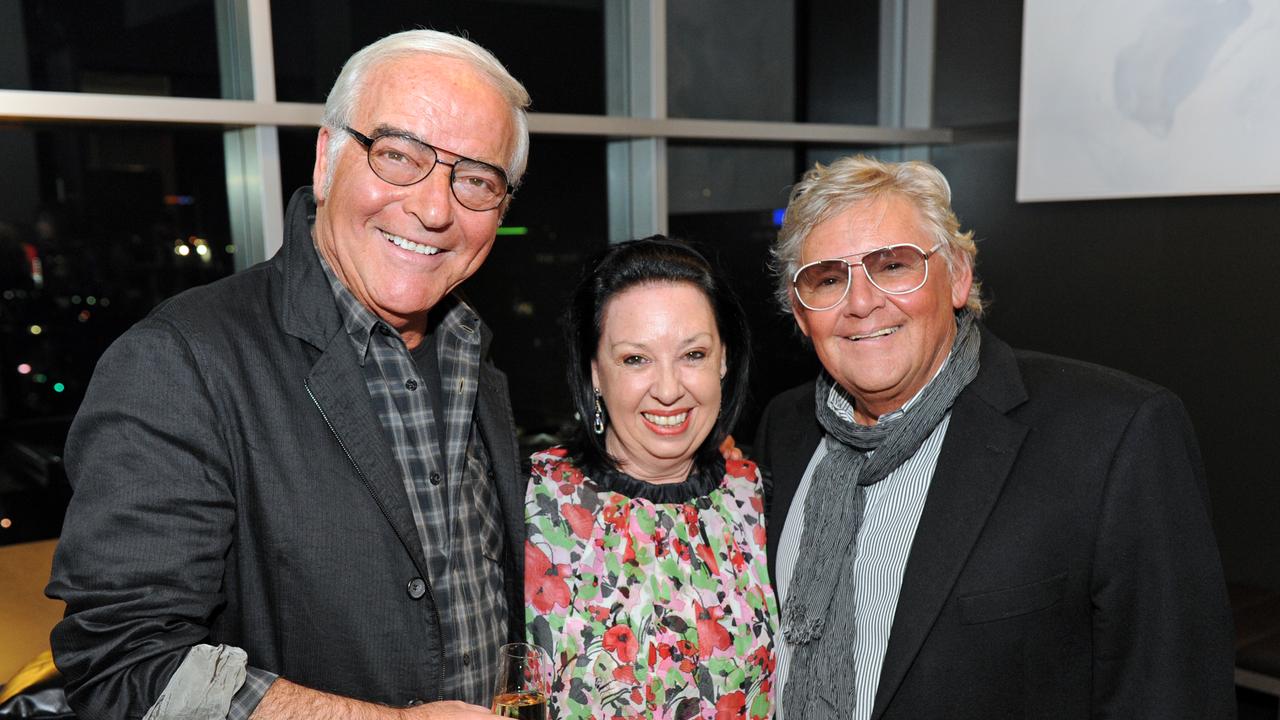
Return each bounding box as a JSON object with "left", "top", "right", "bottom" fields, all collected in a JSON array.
[{"left": 319, "top": 29, "right": 531, "bottom": 195}]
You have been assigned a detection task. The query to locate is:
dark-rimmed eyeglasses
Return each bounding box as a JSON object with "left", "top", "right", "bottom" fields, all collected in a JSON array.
[
  {"left": 792, "top": 243, "right": 942, "bottom": 311},
  {"left": 343, "top": 126, "right": 511, "bottom": 212}
]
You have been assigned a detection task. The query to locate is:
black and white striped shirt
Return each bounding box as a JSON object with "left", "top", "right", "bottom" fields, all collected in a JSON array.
[{"left": 773, "top": 383, "right": 951, "bottom": 720}]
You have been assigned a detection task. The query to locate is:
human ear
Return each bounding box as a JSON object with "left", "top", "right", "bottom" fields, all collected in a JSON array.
[{"left": 312, "top": 127, "right": 333, "bottom": 203}]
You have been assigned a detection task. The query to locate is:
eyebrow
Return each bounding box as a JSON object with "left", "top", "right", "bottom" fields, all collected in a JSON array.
[
  {"left": 370, "top": 122, "right": 412, "bottom": 138},
  {"left": 367, "top": 123, "right": 502, "bottom": 170},
  {"left": 608, "top": 332, "right": 715, "bottom": 352}
]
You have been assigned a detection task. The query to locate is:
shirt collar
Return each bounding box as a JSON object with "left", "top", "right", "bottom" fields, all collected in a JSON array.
[
  {"left": 314, "top": 242, "right": 379, "bottom": 365},
  {"left": 313, "top": 240, "right": 484, "bottom": 366}
]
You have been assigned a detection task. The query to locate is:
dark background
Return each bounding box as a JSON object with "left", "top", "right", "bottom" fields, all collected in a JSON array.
[
  {"left": 927, "top": 0, "right": 1280, "bottom": 594},
  {"left": 2, "top": 0, "right": 1277, "bottom": 599}
]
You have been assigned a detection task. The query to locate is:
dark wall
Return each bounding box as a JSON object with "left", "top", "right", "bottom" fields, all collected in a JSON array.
[{"left": 930, "top": 0, "right": 1280, "bottom": 590}]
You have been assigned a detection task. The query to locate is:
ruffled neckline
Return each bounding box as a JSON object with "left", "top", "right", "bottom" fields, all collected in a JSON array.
[{"left": 586, "top": 457, "right": 726, "bottom": 503}]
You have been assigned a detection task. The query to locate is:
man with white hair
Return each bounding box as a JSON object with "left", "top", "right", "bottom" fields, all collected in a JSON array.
[
  {"left": 48, "top": 30, "right": 530, "bottom": 719},
  {"left": 757, "top": 155, "right": 1236, "bottom": 719}
]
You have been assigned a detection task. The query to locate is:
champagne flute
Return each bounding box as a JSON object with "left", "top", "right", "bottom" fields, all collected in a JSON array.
[{"left": 491, "top": 642, "right": 551, "bottom": 719}]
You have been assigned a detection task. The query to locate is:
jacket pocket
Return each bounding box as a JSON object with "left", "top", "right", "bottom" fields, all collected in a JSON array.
[{"left": 959, "top": 572, "right": 1067, "bottom": 625}]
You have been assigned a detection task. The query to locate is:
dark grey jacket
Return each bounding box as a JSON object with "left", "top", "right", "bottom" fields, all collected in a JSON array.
[
  {"left": 757, "top": 326, "right": 1236, "bottom": 720},
  {"left": 47, "top": 188, "right": 525, "bottom": 718}
]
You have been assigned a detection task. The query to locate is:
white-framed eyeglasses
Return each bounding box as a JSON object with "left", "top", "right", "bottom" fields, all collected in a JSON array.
[{"left": 791, "top": 243, "right": 942, "bottom": 311}]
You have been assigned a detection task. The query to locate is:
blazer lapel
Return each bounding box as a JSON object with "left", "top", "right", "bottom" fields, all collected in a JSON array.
[
  {"left": 305, "top": 338, "right": 432, "bottom": 580},
  {"left": 276, "top": 189, "right": 430, "bottom": 580},
  {"left": 870, "top": 329, "right": 1029, "bottom": 719},
  {"left": 475, "top": 362, "right": 523, "bottom": 570},
  {"left": 474, "top": 359, "right": 526, "bottom": 640}
]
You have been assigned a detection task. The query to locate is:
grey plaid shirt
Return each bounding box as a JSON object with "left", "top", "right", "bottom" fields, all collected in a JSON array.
[{"left": 226, "top": 247, "right": 509, "bottom": 717}]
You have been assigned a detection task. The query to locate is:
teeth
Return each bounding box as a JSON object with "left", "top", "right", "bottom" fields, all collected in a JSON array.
[
  {"left": 851, "top": 326, "right": 899, "bottom": 341},
  {"left": 643, "top": 412, "right": 688, "bottom": 426},
  {"left": 383, "top": 231, "right": 440, "bottom": 256}
]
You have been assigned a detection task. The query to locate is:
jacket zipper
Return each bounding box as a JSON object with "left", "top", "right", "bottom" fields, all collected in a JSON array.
[{"left": 306, "top": 379, "right": 448, "bottom": 702}]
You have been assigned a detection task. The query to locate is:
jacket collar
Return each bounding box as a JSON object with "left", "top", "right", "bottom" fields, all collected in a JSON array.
[
  {"left": 278, "top": 187, "right": 342, "bottom": 350},
  {"left": 962, "top": 324, "right": 1029, "bottom": 415}
]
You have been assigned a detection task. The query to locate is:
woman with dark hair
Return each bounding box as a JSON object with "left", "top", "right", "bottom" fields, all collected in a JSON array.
[{"left": 524, "top": 236, "right": 777, "bottom": 719}]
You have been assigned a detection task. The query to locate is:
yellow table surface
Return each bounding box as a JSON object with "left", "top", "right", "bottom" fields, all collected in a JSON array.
[{"left": 0, "top": 539, "right": 64, "bottom": 684}]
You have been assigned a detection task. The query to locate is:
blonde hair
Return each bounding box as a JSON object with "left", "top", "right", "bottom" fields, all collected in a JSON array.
[{"left": 772, "top": 154, "right": 984, "bottom": 316}]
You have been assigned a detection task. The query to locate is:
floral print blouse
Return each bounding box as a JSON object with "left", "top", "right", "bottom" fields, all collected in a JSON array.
[{"left": 524, "top": 447, "right": 778, "bottom": 720}]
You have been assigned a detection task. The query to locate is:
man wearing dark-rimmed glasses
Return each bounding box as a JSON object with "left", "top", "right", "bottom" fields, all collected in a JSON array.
[
  {"left": 342, "top": 126, "right": 512, "bottom": 213},
  {"left": 755, "top": 154, "right": 1235, "bottom": 719},
  {"left": 50, "top": 30, "right": 529, "bottom": 720}
]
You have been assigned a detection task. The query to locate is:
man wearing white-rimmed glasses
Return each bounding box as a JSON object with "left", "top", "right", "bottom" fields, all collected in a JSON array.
[{"left": 756, "top": 154, "right": 1235, "bottom": 719}]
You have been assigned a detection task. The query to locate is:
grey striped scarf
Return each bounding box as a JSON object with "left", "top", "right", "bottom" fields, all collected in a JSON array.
[{"left": 781, "top": 310, "right": 980, "bottom": 719}]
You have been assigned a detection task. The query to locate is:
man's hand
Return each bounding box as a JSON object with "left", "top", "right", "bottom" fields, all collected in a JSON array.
[
  {"left": 405, "top": 701, "right": 499, "bottom": 718},
  {"left": 251, "top": 680, "right": 499, "bottom": 718}
]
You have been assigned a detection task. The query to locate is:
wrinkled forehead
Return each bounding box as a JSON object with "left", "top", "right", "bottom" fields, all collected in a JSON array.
[
  {"left": 355, "top": 55, "right": 516, "bottom": 168},
  {"left": 800, "top": 196, "right": 925, "bottom": 262}
]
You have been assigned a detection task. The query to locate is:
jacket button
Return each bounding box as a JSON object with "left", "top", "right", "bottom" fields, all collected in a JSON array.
[
  {"left": 429, "top": 472, "right": 441, "bottom": 486},
  {"left": 406, "top": 577, "right": 427, "bottom": 599},
  {"left": 404, "top": 378, "right": 418, "bottom": 391}
]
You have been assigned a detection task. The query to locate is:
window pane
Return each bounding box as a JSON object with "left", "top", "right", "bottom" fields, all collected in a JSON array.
[
  {"left": 0, "top": 125, "right": 232, "bottom": 544},
  {"left": 666, "top": 0, "right": 879, "bottom": 123},
  {"left": 667, "top": 2, "right": 796, "bottom": 122},
  {"left": 0, "top": 1, "right": 222, "bottom": 97},
  {"left": 270, "top": 0, "right": 606, "bottom": 115},
  {"left": 802, "top": 0, "right": 881, "bottom": 124},
  {"left": 276, "top": 130, "right": 607, "bottom": 450},
  {"left": 465, "top": 136, "right": 608, "bottom": 447},
  {"left": 669, "top": 144, "right": 796, "bottom": 216}
]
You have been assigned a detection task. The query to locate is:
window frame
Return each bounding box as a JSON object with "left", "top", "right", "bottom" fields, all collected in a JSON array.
[{"left": 0, "top": 0, "right": 947, "bottom": 263}]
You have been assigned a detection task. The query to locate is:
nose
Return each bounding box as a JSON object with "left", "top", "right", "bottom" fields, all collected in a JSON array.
[
  {"left": 403, "top": 164, "right": 455, "bottom": 229},
  {"left": 651, "top": 360, "right": 683, "bottom": 405},
  {"left": 841, "top": 266, "right": 885, "bottom": 317}
]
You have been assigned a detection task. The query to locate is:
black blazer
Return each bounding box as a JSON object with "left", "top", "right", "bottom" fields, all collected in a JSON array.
[
  {"left": 49, "top": 188, "right": 526, "bottom": 718},
  {"left": 756, "top": 326, "right": 1235, "bottom": 719}
]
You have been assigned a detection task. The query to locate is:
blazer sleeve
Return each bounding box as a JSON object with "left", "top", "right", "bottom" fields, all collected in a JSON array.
[
  {"left": 46, "top": 317, "right": 239, "bottom": 720},
  {"left": 1089, "top": 389, "right": 1236, "bottom": 718}
]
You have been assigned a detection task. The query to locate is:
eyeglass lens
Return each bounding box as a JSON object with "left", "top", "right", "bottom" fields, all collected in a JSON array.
[
  {"left": 794, "top": 244, "right": 930, "bottom": 309},
  {"left": 365, "top": 134, "right": 508, "bottom": 211}
]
